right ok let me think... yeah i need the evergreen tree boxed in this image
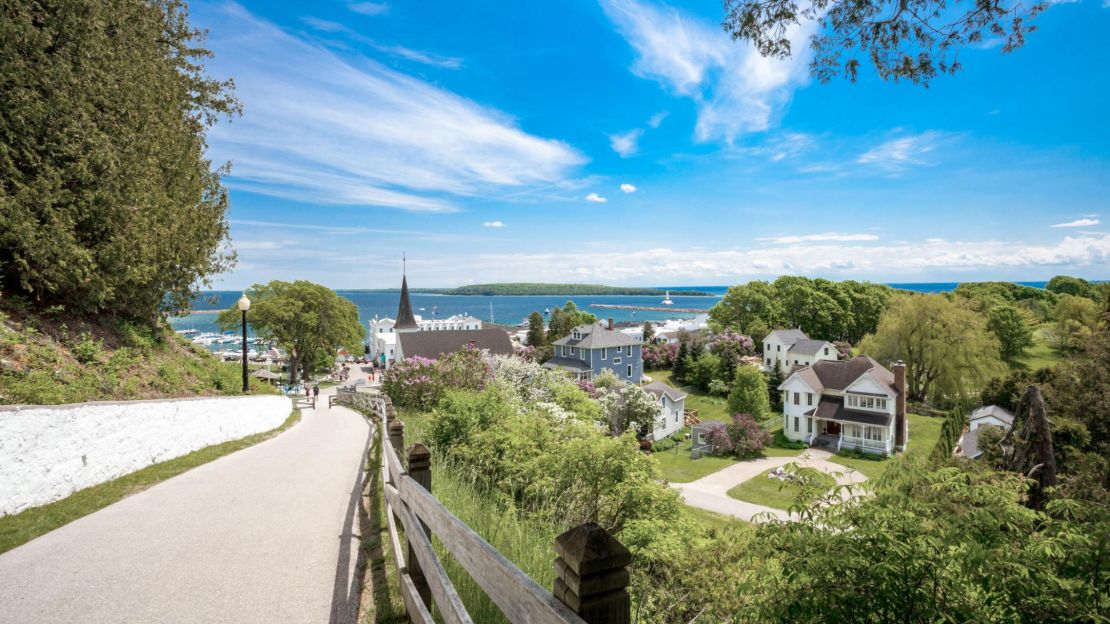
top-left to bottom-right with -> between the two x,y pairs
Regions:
526,311 -> 547,347
642,320 -> 655,343
673,341 -> 689,383
766,367 -> 785,411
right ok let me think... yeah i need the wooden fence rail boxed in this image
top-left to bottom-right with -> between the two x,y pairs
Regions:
371,396 -> 632,624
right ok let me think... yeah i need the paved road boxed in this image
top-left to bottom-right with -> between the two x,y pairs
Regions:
673,449 -> 868,522
0,386 -> 373,624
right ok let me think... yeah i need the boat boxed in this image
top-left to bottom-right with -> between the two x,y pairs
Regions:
175,328 -> 198,336
543,308 -> 550,315
662,291 -> 673,305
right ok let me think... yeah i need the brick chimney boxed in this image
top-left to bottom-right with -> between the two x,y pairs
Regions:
893,360 -> 907,451
608,317 -> 614,330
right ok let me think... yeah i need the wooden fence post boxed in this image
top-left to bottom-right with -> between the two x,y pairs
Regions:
406,444 -> 433,608
553,522 -> 631,624
388,419 -> 405,460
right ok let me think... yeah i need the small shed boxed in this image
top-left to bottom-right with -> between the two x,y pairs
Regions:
690,419 -> 725,458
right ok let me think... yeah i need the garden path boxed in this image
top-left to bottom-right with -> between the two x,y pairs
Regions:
0,386 -> 372,624
672,449 -> 868,522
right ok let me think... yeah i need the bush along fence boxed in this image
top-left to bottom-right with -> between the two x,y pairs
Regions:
371,394 -> 633,624
930,405 -> 969,462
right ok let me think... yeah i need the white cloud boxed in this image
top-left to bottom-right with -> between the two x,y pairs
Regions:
609,129 -> 643,157
602,0 -> 815,143
1052,218 -> 1100,228
620,183 -> 637,194
451,234 -> 1110,283
302,17 -> 463,69
585,192 -> 608,203
647,111 -> 668,128
483,220 -> 506,228
757,233 -> 880,244
349,2 -> 389,15
197,4 -> 584,212
856,131 -> 950,172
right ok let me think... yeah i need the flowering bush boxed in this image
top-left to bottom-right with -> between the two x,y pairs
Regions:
726,412 -> 771,458
514,343 -> 537,361
438,345 -> 493,393
576,378 -> 598,398
382,356 -> 441,410
643,342 -> 679,369
709,330 -> 756,365
705,423 -> 734,454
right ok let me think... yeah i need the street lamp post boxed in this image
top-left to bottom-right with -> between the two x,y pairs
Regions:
237,293 -> 251,393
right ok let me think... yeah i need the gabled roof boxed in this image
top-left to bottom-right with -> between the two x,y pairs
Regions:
397,328 -> 512,360
643,381 -> 687,402
780,356 -> 898,396
552,323 -> 639,349
788,338 -> 834,356
765,329 -> 808,345
970,405 -> 1014,426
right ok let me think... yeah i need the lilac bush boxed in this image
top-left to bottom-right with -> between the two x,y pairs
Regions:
709,330 -> 756,366
726,412 -> 771,459
643,342 -> 679,369
382,356 -> 441,410
705,423 -> 735,455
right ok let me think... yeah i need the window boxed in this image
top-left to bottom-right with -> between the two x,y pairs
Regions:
674,410 -> 679,423
823,347 -> 829,355
765,343 -> 771,352
777,344 -> 781,352
865,427 -> 882,441
613,357 -> 622,365
807,418 -> 812,433
766,358 -> 771,366
572,331 -> 581,340
569,347 -> 576,355
807,393 -> 813,406
794,417 -> 799,432
601,348 -> 607,361
658,418 -> 665,429
625,345 -> 631,356
627,364 -> 632,377
793,392 -> 800,405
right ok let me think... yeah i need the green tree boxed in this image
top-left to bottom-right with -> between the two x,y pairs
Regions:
776,278 -> 847,340
598,383 -> 661,436
727,365 -> 771,419
723,0 -> 1044,85
0,0 -> 239,323
1052,294 -> 1099,351
672,341 -> 690,383
1046,275 -> 1098,299
218,281 -> 364,384
987,304 -> 1034,362
859,294 -> 1004,404
642,320 -> 655,343
709,280 -> 784,336
1046,301 -> 1110,455
766,366 -> 785,411
526,311 -> 547,347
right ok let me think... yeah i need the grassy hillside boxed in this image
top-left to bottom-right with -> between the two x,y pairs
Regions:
0,306 -> 277,405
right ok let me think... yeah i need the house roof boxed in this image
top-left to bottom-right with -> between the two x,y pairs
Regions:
541,356 -> 591,372
970,405 -> 1014,426
765,329 -> 808,345
782,356 -> 898,396
808,397 -> 893,427
552,323 -> 640,349
788,338 -> 833,356
692,419 -> 725,430
643,381 -> 687,402
397,328 -> 512,360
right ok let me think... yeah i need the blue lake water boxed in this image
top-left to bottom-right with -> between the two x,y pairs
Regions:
168,281 -> 1051,340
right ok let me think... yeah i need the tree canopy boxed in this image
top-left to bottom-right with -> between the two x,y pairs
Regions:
0,0 -> 239,323
218,281 -> 364,384
722,0 -> 1045,85
860,293 -> 1003,403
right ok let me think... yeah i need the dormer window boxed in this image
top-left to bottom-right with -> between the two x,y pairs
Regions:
572,331 -> 581,340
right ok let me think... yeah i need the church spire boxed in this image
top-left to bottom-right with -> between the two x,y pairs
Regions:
394,254 -> 418,330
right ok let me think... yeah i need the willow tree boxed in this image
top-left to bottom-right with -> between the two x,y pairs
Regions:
218,281 -> 365,384
0,0 -> 239,322
860,294 -> 1003,404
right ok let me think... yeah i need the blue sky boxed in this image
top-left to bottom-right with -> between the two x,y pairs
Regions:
191,0 -> 1110,289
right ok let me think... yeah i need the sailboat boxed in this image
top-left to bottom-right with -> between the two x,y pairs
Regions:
662,290 -> 673,305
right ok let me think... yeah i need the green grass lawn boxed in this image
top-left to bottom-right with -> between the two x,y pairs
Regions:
652,438 -> 738,483
647,369 -> 731,423
1013,325 -> 1062,371
727,467 -> 835,510
0,409 -> 300,555
826,412 -> 945,480
681,504 -> 748,531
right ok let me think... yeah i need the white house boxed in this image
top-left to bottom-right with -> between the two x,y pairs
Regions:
779,356 -> 907,456
956,405 -> 1015,459
369,313 -> 483,366
762,329 -> 838,373
643,381 -> 686,441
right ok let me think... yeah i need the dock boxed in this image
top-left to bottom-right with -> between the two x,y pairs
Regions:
590,304 -> 709,313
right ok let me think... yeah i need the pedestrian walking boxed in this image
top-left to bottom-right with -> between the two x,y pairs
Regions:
312,384 -> 320,399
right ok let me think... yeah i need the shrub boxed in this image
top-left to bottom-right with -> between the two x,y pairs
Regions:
726,412 -> 772,459
705,423 -> 734,455
707,378 -> 730,397
382,356 -> 441,410
71,332 -> 103,364
642,342 -> 679,369
773,430 -> 808,450
685,352 -> 722,391
727,364 -> 771,418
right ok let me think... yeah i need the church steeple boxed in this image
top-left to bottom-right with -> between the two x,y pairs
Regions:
394,254 -> 418,330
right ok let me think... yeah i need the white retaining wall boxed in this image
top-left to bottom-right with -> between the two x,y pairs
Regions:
0,395 -> 293,516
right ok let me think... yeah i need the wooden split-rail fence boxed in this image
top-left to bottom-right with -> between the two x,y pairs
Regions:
370,395 -> 633,624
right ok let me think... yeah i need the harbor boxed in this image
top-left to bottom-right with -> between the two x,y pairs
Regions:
589,304 -> 709,314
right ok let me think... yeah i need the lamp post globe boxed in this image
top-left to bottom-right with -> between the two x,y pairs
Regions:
238,294 -> 250,392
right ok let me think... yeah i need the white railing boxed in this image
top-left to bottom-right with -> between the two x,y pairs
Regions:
838,436 -> 888,454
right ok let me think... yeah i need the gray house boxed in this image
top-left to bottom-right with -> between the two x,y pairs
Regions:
543,322 -> 643,383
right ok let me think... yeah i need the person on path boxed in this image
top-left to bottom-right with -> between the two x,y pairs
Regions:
312,384 -> 320,399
